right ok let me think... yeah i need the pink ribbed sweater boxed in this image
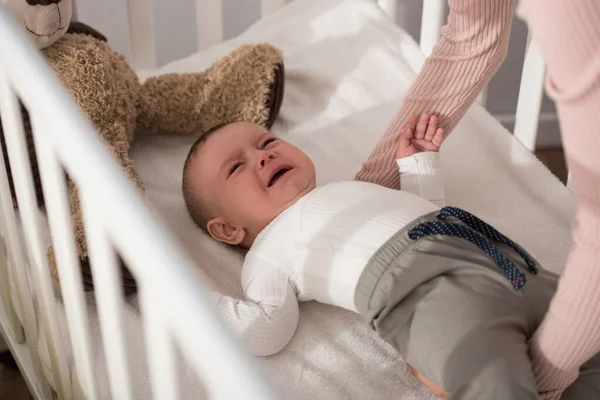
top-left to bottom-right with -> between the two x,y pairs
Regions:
355,0 -> 600,398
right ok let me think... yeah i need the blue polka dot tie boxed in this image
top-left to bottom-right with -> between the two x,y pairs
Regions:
408,207 -> 538,290
437,207 -> 538,274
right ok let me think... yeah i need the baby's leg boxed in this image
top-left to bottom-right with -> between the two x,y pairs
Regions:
382,274 -> 540,400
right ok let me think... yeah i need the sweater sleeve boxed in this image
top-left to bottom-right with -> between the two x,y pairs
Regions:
210,260 -> 299,357
355,0 -> 514,190
517,1 -> 600,399
397,152 -> 445,206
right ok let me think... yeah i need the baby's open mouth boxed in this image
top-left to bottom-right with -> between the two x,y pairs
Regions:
268,167 -> 292,187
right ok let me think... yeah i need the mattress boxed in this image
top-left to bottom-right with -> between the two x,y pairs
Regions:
36,0 -> 575,398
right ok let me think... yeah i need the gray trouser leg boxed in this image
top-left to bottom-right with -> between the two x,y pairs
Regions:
387,274 -> 540,400
355,213 -> 600,400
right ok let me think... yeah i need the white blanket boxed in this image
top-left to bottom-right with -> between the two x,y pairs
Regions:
41,0 -> 575,398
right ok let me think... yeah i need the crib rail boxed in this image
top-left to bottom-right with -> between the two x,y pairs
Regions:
0,5 -> 276,400
514,34 -> 546,152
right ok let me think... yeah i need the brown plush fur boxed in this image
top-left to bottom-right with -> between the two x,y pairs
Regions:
10,32 -> 284,292
139,44 -> 284,135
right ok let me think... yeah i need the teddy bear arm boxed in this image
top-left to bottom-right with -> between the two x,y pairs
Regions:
137,72 -> 211,135
137,43 -> 285,136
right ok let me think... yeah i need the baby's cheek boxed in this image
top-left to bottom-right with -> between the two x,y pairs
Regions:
238,194 -> 265,219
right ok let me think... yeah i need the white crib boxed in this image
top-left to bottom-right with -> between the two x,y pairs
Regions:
0,1 -> 566,399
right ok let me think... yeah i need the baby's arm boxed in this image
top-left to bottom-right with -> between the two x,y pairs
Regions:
210,258 -> 299,357
396,114 -> 446,206
354,0 -> 514,190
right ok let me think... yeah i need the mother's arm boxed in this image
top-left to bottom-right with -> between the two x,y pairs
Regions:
355,0 -> 515,189
518,0 -> 600,398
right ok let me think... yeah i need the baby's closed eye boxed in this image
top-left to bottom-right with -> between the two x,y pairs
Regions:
229,162 -> 243,176
262,137 -> 278,148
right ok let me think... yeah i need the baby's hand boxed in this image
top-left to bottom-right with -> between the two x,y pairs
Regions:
396,114 -> 445,159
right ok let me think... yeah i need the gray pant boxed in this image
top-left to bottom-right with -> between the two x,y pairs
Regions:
355,211 -> 600,400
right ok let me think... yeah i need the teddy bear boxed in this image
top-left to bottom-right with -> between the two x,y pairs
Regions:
0,0 -> 285,294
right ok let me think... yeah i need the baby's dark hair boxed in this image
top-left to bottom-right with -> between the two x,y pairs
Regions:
182,122 -> 235,233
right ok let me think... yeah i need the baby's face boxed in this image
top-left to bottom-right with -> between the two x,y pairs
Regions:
190,122 -> 316,244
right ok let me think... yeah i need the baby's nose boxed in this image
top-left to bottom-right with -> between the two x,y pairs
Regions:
259,152 -> 275,167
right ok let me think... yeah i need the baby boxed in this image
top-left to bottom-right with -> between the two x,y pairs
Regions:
182,115 -> 600,399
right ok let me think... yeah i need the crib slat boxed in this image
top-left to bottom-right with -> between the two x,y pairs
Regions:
0,74 -> 69,399
125,0 -> 157,69
514,35 -> 545,151
22,116 -> 74,400
0,212 -> 23,344
142,286 -> 180,400
261,0 -> 285,17
420,0 -> 445,56
477,85 -> 489,107
0,73 -> 35,347
32,125 -> 99,400
377,0 -> 398,22
196,0 -> 223,50
82,192 -> 133,400
0,75 -> 52,400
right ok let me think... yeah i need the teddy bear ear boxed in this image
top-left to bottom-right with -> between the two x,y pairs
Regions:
66,21 -> 108,43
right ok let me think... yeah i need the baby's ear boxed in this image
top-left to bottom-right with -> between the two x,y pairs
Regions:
206,217 -> 245,245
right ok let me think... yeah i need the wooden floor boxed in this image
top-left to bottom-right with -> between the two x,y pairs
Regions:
535,148 -> 569,184
0,336 -> 31,400
0,149 -> 568,400
0,362 -> 31,400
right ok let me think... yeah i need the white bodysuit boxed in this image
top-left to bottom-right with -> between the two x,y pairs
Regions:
210,152 -> 444,356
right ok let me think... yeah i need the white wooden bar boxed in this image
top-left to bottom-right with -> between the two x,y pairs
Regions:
196,0 -> 223,50
477,85 -> 489,107
0,215 -> 22,344
33,123 -> 99,400
377,0 -> 397,21
514,35 -> 545,151
82,191 -> 133,400
142,286 -> 180,400
21,114 -> 73,400
0,72 -> 66,400
125,0 -> 157,69
420,0 -> 445,57
0,72 -> 34,347
261,0 -> 286,17
0,83 -> 52,400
